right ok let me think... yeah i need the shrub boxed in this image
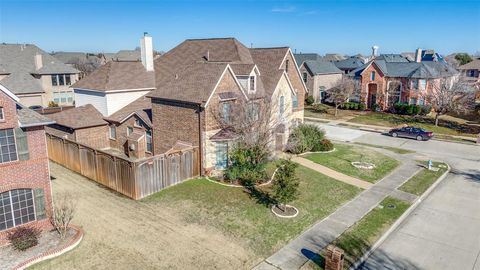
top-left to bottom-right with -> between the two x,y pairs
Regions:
311,103 -> 329,113
51,192 -> 76,239
48,101 -> 59,108
224,146 -> 267,186
305,96 -> 315,106
272,159 -> 299,210
316,139 -> 334,152
287,124 -> 326,154
8,226 -> 41,251
340,102 -> 362,110
419,105 -> 432,116
358,103 -> 366,111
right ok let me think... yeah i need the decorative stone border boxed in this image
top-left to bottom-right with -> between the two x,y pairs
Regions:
205,167 -> 279,188
298,148 -> 336,156
271,205 -> 299,218
13,225 -> 84,270
351,161 -> 376,170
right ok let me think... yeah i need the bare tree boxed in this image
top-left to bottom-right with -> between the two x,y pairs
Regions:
210,96 -> 280,165
327,76 -> 359,116
426,78 -> 476,126
51,192 -> 76,239
69,57 -> 100,78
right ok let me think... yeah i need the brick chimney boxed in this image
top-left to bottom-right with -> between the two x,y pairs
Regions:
34,53 -> 43,70
415,48 -> 422,62
140,33 -> 154,71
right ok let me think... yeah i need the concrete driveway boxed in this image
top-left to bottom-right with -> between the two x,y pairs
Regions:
309,122 -> 480,270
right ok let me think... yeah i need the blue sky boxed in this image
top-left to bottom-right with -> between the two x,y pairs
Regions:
1,0 -> 479,56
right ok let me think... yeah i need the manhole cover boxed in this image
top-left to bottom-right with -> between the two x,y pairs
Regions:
387,204 -> 396,209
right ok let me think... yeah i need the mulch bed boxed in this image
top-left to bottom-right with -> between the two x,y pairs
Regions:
271,205 -> 298,217
0,228 -> 76,270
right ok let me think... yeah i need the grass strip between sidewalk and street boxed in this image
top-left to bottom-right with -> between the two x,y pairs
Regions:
305,197 -> 411,270
398,161 -> 448,196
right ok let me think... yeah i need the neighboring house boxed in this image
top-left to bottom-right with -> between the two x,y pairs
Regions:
294,53 -> 323,67
458,59 -> 480,86
45,104 -> 109,149
333,56 -> 366,74
148,38 -> 306,173
0,44 -> 80,108
350,54 -> 458,110
300,60 -> 343,103
72,35 -> 156,116
323,53 -> 347,62
0,84 -> 55,244
401,48 -> 446,63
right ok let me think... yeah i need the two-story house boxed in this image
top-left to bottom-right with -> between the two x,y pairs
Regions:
0,44 -> 80,108
299,60 -> 343,103
0,84 -> 55,245
458,59 -> 480,88
350,51 -> 458,110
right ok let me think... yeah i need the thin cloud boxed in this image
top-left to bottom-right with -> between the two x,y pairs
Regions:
303,10 -> 318,15
271,6 -> 296,13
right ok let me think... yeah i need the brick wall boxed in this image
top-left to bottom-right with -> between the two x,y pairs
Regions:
299,65 -> 314,97
360,62 -> 386,109
108,116 -> 152,158
0,126 -> 53,245
75,125 -> 109,149
282,52 -> 306,112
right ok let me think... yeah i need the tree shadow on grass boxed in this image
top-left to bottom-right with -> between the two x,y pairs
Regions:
244,186 -> 276,207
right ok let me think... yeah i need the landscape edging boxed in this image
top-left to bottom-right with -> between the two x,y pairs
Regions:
205,167 -> 279,188
13,224 -> 84,270
350,163 -> 451,270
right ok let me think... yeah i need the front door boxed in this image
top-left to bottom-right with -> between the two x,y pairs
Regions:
215,143 -> 228,170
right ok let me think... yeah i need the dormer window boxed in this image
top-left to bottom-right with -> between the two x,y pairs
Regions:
249,76 -> 256,92
0,107 -> 4,121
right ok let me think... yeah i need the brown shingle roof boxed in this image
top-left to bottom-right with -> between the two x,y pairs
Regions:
104,94 -> 152,126
149,62 -> 229,104
48,104 -> 107,129
458,59 -> 480,70
72,61 -> 155,91
249,47 -> 289,95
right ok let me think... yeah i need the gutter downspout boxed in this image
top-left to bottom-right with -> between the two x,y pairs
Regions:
198,104 -> 203,176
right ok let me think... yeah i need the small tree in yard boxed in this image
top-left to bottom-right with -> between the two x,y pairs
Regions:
272,159 -> 299,212
426,78 -> 476,126
327,77 -> 358,117
51,192 -> 76,239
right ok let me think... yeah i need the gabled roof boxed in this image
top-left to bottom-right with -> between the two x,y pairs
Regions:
303,60 -> 342,75
104,94 -> 152,127
250,47 -> 290,96
324,53 -> 347,62
113,50 -> 141,61
333,57 -> 365,70
48,104 -> 107,129
294,53 -> 323,67
72,60 -> 155,92
376,54 -> 410,63
350,59 -> 458,79
458,59 -> 480,70
0,44 -> 79,95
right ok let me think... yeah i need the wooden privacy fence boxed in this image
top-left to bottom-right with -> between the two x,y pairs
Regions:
46,133 -> 200,200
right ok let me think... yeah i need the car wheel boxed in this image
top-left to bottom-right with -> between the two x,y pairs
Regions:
416,135 -> 423,141
392,132 -> 398,138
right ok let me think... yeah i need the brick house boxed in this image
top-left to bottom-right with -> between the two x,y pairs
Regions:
458,59 -> 480,102
299,60 -> 343,103
0,84 -> 55,245
46,104 -> 109,149
0,44 -> 80,108
350,52 -> 458,110
149,38 -> 306,173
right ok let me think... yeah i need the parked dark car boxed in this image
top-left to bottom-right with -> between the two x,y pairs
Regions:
28,105 -> 43,110
388,126 -> 433,141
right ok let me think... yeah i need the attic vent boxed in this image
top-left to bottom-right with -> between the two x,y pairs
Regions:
204,50 -> 210,61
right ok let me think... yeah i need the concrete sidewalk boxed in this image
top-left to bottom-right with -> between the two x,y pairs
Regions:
253,160 -> 421,270
292,156 -> 373,189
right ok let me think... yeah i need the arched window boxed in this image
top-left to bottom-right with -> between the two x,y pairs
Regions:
0,189 -> 36,231
292,94 -> 298,109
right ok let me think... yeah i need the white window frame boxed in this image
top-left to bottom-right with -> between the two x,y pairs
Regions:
109,125 -> 116,140
145,129 -> 152,153
249,75 -> 256,93
0,107 -> 4,121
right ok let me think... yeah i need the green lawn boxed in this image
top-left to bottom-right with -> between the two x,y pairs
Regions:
354,142 -> 415,155
348,112 -> 479,137
306,197 -> 411,270
143,165 -> 361,257
399,161 -> 448,196
304,144 -> 400,183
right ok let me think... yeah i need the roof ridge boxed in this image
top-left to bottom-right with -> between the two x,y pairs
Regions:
250,46 -> 289,50
185,37 -> 236,41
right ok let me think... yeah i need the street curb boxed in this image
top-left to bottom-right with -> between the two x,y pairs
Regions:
350,162 -> 451,270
